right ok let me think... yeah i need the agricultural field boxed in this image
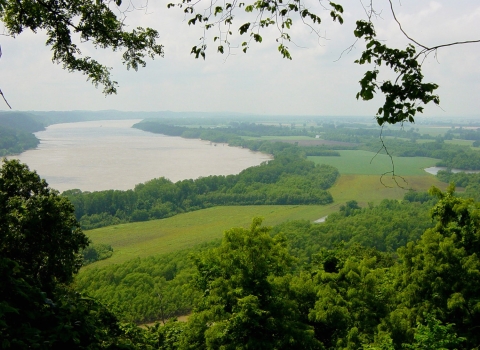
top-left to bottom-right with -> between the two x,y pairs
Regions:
329,174 -> 447,205
241,135 -> 316,141
383,136 -> 410,142
415,126 -> 450,136
308,150 -> 439,176
415,139 -> 436,144
445,139 -> 475,147
84,205 -> 332,268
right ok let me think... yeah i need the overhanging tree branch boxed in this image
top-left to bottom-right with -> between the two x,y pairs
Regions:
1,0 -> 164,95
168,0 -> 479,126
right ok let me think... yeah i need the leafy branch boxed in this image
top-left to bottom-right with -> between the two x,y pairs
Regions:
0,0 -> 164,95
354,0 -> 480,125
169,0 -> 480,126
353,20 -> 439,126
168,0 -> 343,60
348,0 -> 480,125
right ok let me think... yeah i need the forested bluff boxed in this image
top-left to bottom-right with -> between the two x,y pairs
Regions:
2,114 -> 480,349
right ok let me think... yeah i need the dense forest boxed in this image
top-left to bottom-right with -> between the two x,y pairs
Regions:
76,195 -> 437,324
65,148 -> 339,230
73,185 -> 480,349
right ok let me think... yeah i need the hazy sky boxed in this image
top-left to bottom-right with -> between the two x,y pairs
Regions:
1,0 -> 479,118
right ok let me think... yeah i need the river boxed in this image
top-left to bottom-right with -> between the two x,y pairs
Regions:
424,166 -> 480,175
8,119 -> 271,192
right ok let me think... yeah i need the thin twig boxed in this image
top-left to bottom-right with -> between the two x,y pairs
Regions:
388,0 -> 427,49
0,89 -> 12,109
388,0 -> 480,56
371,125 -> 409,189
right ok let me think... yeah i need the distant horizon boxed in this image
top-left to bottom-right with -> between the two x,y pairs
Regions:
1,109 -> 479,121
0,1 -> 478,118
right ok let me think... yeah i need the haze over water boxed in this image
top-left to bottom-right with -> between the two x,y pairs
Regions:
9,119 -> 271,192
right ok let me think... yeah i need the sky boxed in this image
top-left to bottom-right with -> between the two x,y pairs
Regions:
0,0 -> 479,119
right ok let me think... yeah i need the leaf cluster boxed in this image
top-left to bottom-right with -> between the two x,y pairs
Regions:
0,159 -> 89,292
0,0 -> 163,94
354,20 -> 439,125
168,0 -> 342,60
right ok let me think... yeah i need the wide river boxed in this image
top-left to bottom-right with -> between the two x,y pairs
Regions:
8,119 -> 271,192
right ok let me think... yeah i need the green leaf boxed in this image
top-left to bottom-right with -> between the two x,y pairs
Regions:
253,33 -> 262,43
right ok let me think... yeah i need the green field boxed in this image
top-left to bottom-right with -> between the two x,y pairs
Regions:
308,150 -> 439,176
241,135 -> 316,141
416,139 -> 436,144
445,139 -> 474,147
383,136 -> 410,142
416,126 -> 450,137
329,174 -> 447,206
85,205 -> 332,268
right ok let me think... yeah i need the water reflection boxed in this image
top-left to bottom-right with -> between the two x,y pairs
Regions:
8,119 -> 271,192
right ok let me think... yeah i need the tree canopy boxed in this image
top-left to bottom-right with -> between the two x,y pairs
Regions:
0,159 -> 89,291
0,159 -> 148,348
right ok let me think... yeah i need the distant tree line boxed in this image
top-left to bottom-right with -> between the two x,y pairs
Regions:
133,121 -> 342,156
360,138 -> 480,170
65,149 -> 339,230
134,121 -> 309,138
319,125 -> 432,143
0,112 -> 44,155
444,127 -> 480,141
437,170 -> 480,201
135,120 -> 480,170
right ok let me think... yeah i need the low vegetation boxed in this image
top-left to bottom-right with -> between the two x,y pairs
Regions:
83,205 -> 333,267
436,170 -> 480,201
308,150 -> 438,176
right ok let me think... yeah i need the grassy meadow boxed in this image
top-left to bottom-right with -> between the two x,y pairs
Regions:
415,126 -> 450,137
241,135 -> 316,141
308,150 -> 438,176
84,205 -> 332,268
329,174 -> 447,206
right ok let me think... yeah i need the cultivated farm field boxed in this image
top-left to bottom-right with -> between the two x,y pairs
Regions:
308,150 -> 439,176
84,205 -> 332,268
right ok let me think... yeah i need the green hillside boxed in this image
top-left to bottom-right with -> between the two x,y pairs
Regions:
84,205 -> 331,268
